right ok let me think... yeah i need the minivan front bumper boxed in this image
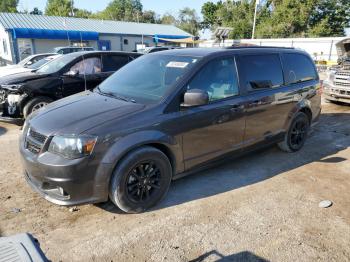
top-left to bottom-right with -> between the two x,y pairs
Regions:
19,133 -> 112,206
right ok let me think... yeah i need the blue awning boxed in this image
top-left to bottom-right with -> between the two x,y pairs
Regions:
11,28 -> 99,40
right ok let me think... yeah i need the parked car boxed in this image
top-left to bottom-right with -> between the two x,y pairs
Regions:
0,55 -> 61,78
0,51 -> 141,121
53,46 -> 94,54
0,53 -> 56,77
20,47 -> 321,213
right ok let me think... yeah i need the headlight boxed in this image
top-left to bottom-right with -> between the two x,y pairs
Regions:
48,135 -> 98,159
1,84 -> 24,91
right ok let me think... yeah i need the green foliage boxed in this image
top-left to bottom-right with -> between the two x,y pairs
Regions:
200,0 -> 350,39
177,8 -> 201,36
160,13 -> 177,25
0,0 -> 18,13
45,0 -> 73,17
74,9 -> 92,19
97,0 -> 143,21
141,10 -> 159,24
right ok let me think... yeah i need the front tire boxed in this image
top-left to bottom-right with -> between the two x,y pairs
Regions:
23,96 -> 53,118
109,146 -> 172,213
278,112 -> 310,152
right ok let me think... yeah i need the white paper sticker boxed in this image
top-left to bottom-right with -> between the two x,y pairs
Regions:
166,61 -> 189,68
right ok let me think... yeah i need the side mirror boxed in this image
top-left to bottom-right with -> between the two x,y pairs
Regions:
64,70 -> 79,77
182,89 -> 209,107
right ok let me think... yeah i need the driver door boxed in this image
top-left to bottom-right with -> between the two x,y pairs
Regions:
62,56 -> 102,97
179,57 -> 246,170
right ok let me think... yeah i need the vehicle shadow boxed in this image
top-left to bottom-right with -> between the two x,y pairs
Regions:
98,112 -> 350,214
0,126 -> 7,136
189,250 -> 269,262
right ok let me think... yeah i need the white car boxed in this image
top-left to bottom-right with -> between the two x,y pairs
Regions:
0,54 -> 60,78
0,53 -> 56,77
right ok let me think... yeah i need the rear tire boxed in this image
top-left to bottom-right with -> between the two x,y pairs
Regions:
109,146 -> 172,213
23,96 -> 53,118
278,112 -> 310,152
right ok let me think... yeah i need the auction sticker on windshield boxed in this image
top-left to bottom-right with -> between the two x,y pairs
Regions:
166,61 -> 189,68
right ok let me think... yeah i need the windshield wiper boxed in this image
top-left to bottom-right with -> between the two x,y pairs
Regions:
96,86 -> 135,103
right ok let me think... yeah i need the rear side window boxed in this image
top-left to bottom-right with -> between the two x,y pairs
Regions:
102,55 -> 129,72
282,53 -> 317,84
240,54 -> 283,90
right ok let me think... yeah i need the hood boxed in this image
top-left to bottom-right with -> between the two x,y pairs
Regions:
0,67 -> 32,78
0,71 -> 49,85
28,90 -> 145,136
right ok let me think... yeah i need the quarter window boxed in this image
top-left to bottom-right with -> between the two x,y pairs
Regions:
240,54 -> 284,90
187,58 -> 239,102
282,53 -> 317,84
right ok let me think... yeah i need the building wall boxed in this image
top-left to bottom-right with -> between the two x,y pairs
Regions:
120,35 -> 154,52
33,39 -> 98,54
0,27 -> 13,65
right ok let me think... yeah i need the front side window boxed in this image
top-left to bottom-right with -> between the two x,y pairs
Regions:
187,57 -> 239,102
240,54 -> 284,90
70,57 -> 102,75
282,53 -> 317,84
98,54 -> 201,104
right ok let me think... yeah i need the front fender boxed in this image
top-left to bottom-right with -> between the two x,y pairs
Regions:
100,130 -> 184,179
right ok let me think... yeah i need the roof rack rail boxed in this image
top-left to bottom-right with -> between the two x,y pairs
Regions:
224,45 -> 295,50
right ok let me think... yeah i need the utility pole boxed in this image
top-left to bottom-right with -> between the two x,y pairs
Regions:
252,0 -> 259,39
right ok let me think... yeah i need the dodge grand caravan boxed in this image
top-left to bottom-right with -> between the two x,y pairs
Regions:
20,47 -> 321,213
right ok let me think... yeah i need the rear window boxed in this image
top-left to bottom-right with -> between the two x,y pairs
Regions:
282,53 -> 317,84
102,55 -> 129,72
240,54 -> 284,90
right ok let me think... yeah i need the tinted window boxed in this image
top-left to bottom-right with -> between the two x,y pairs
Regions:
102,55 -> 129,72
70,57 -> 102,75
187,57 -> 239,102
282,53 -> 317,84
241,54 -> 283,89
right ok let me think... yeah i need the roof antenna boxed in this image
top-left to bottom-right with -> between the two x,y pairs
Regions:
80,32 -> 87,91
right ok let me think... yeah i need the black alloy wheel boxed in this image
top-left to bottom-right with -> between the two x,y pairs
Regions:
126,161 -> 161,203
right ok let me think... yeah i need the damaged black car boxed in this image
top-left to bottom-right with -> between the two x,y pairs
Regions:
0,51 -> 141,123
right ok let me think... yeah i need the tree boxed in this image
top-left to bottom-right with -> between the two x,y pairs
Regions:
30,7 -> 43,15
201,1 -> 222,29
74,9 -> 92,19
141,10 -> 158,24
308,0 -> 350,37
0,0 -> 18,13
178,8 -> 201,36
99,0 -> 143,22
45,0 -> 73,17
160,13 -> 176,25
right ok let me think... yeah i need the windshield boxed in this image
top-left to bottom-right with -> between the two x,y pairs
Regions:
98,54 -> 201,104
17,55 -> 33,66
36,55 -> 76,74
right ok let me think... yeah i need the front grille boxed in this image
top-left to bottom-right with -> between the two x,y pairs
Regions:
335,71 -> 350,77
26,140 -> 42,154
334,81 -> 350,87
25,127 -> 47,154
29,128 -> 47,144
329,88 -> 350,97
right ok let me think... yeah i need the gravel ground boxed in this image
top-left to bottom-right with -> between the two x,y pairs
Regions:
0,100 -> 349,262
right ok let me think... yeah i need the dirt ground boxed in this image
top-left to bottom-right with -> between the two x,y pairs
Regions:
0,100 -> 349,262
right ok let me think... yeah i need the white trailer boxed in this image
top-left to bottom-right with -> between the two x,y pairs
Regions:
199,37 -> 349,62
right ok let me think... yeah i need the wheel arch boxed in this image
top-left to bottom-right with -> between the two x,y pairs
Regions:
283,100 -> 313,131
100,130 -> 184,184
